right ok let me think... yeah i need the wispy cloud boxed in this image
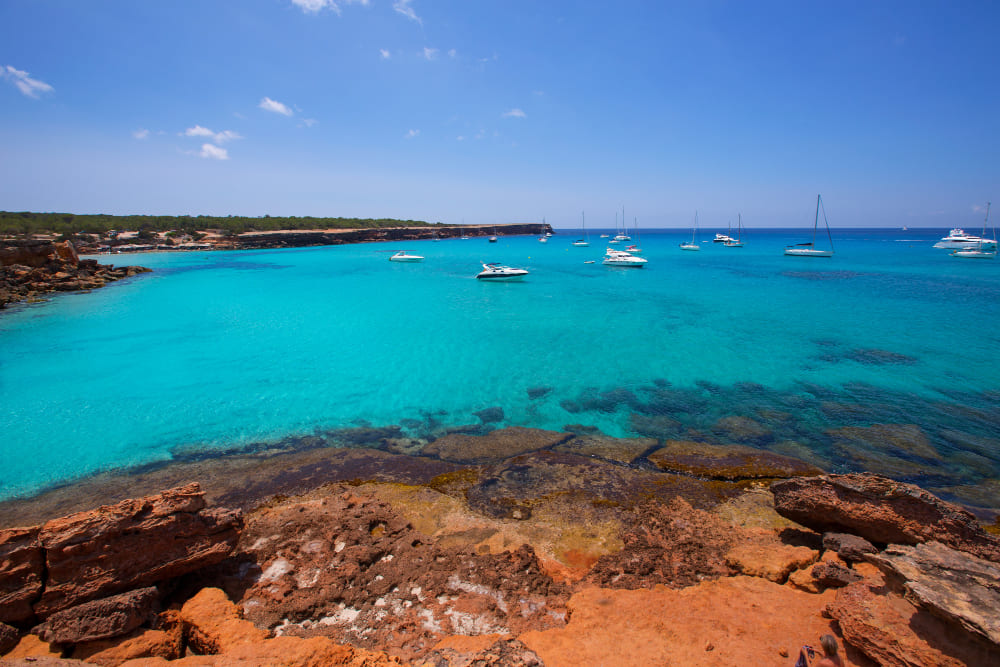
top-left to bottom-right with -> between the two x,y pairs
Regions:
132,128 -> 150,140
292,0 -> 333,12
299,118 -> 318,128
291,0 -> 369,14
1,65 -> 54,99
380,49 -> 391,59
406,129 -> 420,139
199,144 -> 229,160
502,108 -> 526,119
182,125 -> 243,143
448,49 -> 457,58
259,97 -> 293,116
393,0 -> 421,25
422,47 -> 438,60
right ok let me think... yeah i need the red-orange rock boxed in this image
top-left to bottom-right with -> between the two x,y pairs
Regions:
36,586 -> 160,645
35,483 -> 241,618
73,627 -> 183,666
771,474 -> 1000,562
0,525 -> 43,624
179,587 -> 266,655
725,529 -> 818,583
519,577 -> 848,666
826,580 -> 1000,666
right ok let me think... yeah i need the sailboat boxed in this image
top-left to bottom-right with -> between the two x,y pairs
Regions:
489,225 -> 498,243
573,212 -> 590,246
680,212 -> 700,251
538,217 -> 548,243
785,195 -> 834,257
625,217 -> 642,253
612,206 -> 631,243
951,202 -> 996,259
724,214 -> 744,247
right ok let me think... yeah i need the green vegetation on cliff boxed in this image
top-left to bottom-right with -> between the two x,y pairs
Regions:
0,211 -> 437,237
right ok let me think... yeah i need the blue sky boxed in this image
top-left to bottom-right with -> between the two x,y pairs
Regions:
1,1 -> 997,228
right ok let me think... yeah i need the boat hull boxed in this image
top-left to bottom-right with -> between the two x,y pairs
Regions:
680,244 -> 700,251
477,273 -> 527,280
951,250 -> 996,259
602,260 -> 645,267
784,248 -> 833,257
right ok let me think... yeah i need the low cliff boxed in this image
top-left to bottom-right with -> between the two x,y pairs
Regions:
231,223 -> 551,250
0,240 -> 151,310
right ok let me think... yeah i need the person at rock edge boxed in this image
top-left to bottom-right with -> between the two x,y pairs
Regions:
795,635 -> 843,667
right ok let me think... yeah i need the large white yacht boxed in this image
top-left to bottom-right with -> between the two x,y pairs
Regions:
602,248 -> 647,267
476,262 -> 529,280
933,228 -> 997,250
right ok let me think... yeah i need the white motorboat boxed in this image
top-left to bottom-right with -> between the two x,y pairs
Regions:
476,262 -> 529,280
603,248 -> 647,267
950,202 -> 995,258
388,251 -> 424,262
933,228 -> 996,250
714,233 -> 734,243
785,195 -> 834,257
680,211 -> 700,251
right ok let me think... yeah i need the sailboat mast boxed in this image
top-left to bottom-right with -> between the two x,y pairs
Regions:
813,194 -> 821,245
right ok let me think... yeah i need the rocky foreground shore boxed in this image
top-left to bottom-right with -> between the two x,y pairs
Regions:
0,240 -> 150,309
1,430 -> 999,666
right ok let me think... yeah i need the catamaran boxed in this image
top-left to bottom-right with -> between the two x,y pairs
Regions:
785,195 -> 834,257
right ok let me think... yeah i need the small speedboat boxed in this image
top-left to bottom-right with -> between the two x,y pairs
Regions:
389,251 -> 424,262
713,233 -> 735,243
625,244 -> 642,254
603,249 -> 647,267
476,262 -> 529,280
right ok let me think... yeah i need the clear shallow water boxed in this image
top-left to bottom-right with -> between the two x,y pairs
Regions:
2,228 -> 999,505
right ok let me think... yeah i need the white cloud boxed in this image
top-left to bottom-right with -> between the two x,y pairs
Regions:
380,49 -> 391,59
456,135 -> 465,141
299,118 -> 318,128
502,108 -> 526,119
182,125 -> 242,144
259,97 -> 293,116
184,125 -> 216,138
406,129 -> 419,139
292,0 -> 337,13
422,47 -> 438,60
199,144 -> 229,160
132,128 -> 150,140
291,0 -> 369,14
393,0 -> 421,24
448,49 -> 457,58
1,65 -> 54,99
214,129 -> 242,143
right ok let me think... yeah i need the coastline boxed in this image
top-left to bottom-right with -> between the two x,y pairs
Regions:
1,429 -> 999,665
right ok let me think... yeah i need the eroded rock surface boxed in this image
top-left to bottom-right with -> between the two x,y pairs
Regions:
869,541 -> 1000,648
771,474 -> 1000,561
233,486 -> 568,661
648,440 -> 823,480
35,483 -> 242,618
422,427 -> 572,464
0,526 -> 44,624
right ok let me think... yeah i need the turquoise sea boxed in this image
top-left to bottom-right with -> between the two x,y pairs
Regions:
2,228 -> 999,511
